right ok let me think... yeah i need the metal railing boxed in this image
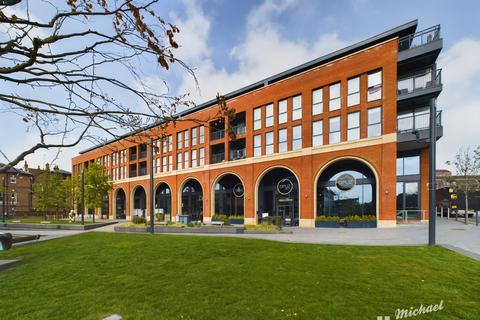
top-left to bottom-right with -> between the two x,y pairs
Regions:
230,149 -> 246,161
398,68 -> 442,96
398,25 -> 440,51
210,153 -> 225,164
210,129 -> 225,141
232,123 -> 246,135
397,110 -> 442,133
396,210 -> 427,223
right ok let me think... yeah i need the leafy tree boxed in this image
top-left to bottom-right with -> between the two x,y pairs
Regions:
33,170 -> 70,219
446,146 -> 480,223
83,163 -> 112,215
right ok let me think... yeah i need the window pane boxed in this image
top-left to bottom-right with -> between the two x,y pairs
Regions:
254,107 -> 262,130
254,134 -> 262,157
278,99 -> 287,124
329,83 -> 341,110
368,70 -> 382,101
396,158 -> 403,176
191,127 -> 197,146
266,104 -> 274,127
367,124 -> 381,137
278,128 -> 287,152
312,88 -> 323,115
199,126 -> 205,144
329,116 -> 341,144
184,151 -> 189,168
367,107 -> 382,137
266,132 -> 274,155
177,132 -> 182,149
292,125 -> 302,150
312,120 -> 323,147
184,130 -> 189,148
292,95 -> 302,120
404,156 -> 420,175
347,112 -> 360,128
348,77 -> 360,94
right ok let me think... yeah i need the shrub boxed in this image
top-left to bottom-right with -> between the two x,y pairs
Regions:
155,213 -> 165,222
274,216 -> 282,227
262,216 -> 273,225
212,214 -> 228,221
228,215 -> 244,221
315,215 -> 340,222
346,215 -> 376,222
132,215 -> 147,224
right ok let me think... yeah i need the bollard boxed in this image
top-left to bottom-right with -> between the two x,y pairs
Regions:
447,207 -> 450,220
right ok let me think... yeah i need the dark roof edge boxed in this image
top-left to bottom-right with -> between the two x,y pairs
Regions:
79,19 -> 418,155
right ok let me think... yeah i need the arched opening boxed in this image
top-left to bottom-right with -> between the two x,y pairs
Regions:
101,194 -> 109,219
214,174 -> 244,217
115,188 -> 126,219
133,186 -> 147,217
257,167 -> 299,226
155,182 -> 171,221
181,179 -> 203,221
316,159 -> 376,219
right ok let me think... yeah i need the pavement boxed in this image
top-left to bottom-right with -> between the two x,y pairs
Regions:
2,219 -> 479,260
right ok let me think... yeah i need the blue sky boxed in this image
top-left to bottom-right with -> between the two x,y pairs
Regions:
1,0 -> 480,171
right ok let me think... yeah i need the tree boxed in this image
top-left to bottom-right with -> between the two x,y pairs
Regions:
446,146 -> 480,224
0,0 -> 196,173
83,162 -> 112,216
32,170 -> 70,219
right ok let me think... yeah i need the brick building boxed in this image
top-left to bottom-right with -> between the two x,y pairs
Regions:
72,20 -> 443,227
0,164 -> 33,218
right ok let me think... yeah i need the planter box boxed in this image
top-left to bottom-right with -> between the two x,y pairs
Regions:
229,219 -> 244,225
315,221 -> 340,228
346,221 -> 377,228
178,215 -> 191,225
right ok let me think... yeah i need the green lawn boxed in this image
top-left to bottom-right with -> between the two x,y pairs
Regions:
1,233 -> 479,320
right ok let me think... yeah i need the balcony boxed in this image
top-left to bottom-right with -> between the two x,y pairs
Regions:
397,110 -> 443,151
397,68 -> 442,106
210,129 -> 225,141
232,124 -> 246,135
210,153 -> 225,164
129,153 -> 137,161
230,148 -> 246,161
398,25 -> 442,70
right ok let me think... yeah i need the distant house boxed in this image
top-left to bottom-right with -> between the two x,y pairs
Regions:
436,169 -> 480,211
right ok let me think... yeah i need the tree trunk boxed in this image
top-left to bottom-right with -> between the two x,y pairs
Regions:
465,187 -> 469,224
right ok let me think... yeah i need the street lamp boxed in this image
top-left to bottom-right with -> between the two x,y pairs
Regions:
81,169 -> 85,225
428,98 -> 437,246
149,138 -> 155,234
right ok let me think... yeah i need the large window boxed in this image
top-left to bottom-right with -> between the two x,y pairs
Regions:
397,155 -> 420,176
168,135 -> 173,152
265,104 -> 274,127
312,88 -> 323,115
184,130 -> 189,148
312,120 -> 323,147
191,149 -> 197,168
254,134 -> 262,157
266,131 -> 274,155
169,155 -> 173,171
184,151 -> 189,169
329,82 -> 341,111
278,128 -> 287,152
162,156 -> 167,172
347,77 -> 360,107
329,116 -> 341,144
199,148 -> 205,166
191,127 -> 197,146
177,132 -> 182,150
292,125 -> 302,150
278,99 -> 287,124
214,174 -> 244,217
367,107 -> 382,137
254,107 -> 262,130
347,112 -> 360,141
177,152 -> 182,170
199,126 -> 205,144
368,70 -> 382,101
292,95 -> 302,120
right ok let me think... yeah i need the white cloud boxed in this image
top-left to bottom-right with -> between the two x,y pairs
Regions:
437,38 -> 480,170
173,0 -> 348,104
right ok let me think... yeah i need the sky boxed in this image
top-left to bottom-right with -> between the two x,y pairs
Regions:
1,0 -> 479,172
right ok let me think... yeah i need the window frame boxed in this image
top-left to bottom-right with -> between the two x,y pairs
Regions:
367,106 -> 382,137
329,82 -> 341,111
329,116 -> 341,144
367,70 -> 382,102
278,128 -> 288,153
292,125 -> 302,150
278,99 -> 288,124
254,134 -> 262,157
312,88 -> 323,115
347,76 -> 360,107
265,131 -> 274,155
347,112 -> 361,141
292,95 -> 302,120
265,103 -> 274,127
253,107 -> 262,130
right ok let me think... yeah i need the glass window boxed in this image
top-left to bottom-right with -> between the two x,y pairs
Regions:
254,107 -> 262,130
191,127 -> 197,146
199,126 -> 205,144
367,107 -> 382,137
347,112 -> 360,141
368,70 -> 382,101
347,77 -> 360,107
278,99 -> 287,124
312,120 -> 323,147
329,116 -> 341,144
199,148 -> 205,166
254,134 -> 262,157
177,152 -> 182,170
162,156 -> 167,172
168,135 -> 173,152
265,131 -> 274,155
184,130 -> 189,148
169,155 -> 173,171
191,149 -> 197,168
397,156 -> 420,176
329,83 -> 341,111
177,132 -> 182,150
278,128 -> 287,152
184,151 -> 189,169
312,88 -> 323,115
292,95 -> 302,120
292,125 -> 302,150
265,104 -> 274,127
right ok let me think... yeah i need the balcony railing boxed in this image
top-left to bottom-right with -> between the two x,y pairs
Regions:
397,110 -> 442,133
398,25 -> 440,51
232,124 -> 246,135
210,129 -> 225,141
210,153 -> 225,164
397,68 -> 442,96
139,151 -> 147,159
230,148 -> 246,161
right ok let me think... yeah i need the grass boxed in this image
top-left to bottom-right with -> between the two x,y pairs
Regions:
0,233 -> 479,320
5,218 -> 95,225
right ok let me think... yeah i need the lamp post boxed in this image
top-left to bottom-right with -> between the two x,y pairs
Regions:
81,169 -> 85,225
149,138 -> 155,234
1,177 -> 5,223
428,98 -> 437,246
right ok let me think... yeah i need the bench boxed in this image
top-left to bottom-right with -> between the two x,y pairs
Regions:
156,221 -> 168,226
210,221 -> 224,226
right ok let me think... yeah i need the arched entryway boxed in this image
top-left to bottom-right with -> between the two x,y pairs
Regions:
133,186 -> 147,217
181,179 -> 203,221
257,167 -> 299,226
316,159 -> 377,219
213,173 -> 244,217
115,188 -> 126,219
155,182 -> 171,221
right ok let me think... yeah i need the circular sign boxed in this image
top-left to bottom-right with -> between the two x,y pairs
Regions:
336,173 -> 356,191
233,183 -> 244,197
277,178 -> 294,195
